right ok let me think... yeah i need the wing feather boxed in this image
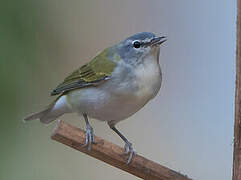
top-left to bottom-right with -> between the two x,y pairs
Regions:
51,48 -> 117,96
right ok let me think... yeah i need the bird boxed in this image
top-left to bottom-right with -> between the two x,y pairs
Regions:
24,32 -> 166,164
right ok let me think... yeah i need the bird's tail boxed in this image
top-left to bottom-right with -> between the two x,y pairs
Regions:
23,95 -> 70,124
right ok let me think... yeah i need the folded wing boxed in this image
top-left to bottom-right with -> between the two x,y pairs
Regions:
51,48 -> 117,96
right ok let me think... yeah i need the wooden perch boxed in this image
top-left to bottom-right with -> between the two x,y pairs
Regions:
233,0 -> 241,180
51,120 -> 191,180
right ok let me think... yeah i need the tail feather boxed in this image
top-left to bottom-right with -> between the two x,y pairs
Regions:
24,107 -> 51,122
24,95 -> 70,124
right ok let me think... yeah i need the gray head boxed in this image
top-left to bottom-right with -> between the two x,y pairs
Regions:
113,32 -> 166,65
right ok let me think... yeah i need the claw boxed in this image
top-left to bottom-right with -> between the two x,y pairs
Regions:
124,142 -> 136,164
82,124 -> 95,151
109,126 -> 135,164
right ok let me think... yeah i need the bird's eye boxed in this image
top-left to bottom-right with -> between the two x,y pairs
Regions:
133,41 -> 141,48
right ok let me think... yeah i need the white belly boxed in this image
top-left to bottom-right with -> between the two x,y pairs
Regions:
66,57 -> 162,124
67,87 -> 151,122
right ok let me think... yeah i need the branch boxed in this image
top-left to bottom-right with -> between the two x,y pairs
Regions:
51,120 -> 191,180
233,0 -> 241,180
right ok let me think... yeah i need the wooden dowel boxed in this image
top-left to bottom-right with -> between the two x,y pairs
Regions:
233,0 -> 241,180
51,120 -> 191,180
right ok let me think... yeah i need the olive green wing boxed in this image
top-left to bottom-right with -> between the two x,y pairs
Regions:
51,48 -> 118,96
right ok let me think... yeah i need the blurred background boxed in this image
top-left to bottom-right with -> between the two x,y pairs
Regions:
0,0 -> 236,179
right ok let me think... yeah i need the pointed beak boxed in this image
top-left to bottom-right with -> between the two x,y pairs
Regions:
150,36 -> 167,46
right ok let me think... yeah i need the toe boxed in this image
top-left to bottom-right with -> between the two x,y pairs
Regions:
123,142 -> 135,164
88,132 -> 92,151
127,151 -> 134,164
82,125 -> 95,151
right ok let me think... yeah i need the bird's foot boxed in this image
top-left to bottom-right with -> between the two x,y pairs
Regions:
124,141 -> 136,164
82,124 -> 96,151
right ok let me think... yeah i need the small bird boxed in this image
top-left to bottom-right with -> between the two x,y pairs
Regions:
24,32 -> 166,164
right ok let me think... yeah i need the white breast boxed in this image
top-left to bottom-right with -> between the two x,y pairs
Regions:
133,56 -> 162,100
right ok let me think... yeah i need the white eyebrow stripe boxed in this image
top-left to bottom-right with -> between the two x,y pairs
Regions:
142,38 -> 152,43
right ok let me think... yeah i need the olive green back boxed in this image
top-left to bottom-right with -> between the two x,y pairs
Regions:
51,48 -> 118,96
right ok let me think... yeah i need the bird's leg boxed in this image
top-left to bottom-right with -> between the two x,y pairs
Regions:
82,113 -> 95,151
109,125 -> 135,164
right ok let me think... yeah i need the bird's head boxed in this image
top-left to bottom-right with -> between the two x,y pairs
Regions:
114,32 -> 166,65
